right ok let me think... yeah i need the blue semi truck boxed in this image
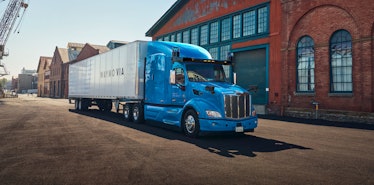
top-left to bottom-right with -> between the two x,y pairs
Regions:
69,41 -> 258,137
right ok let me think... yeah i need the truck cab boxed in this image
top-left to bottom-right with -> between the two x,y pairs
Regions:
143,42 -> 258,137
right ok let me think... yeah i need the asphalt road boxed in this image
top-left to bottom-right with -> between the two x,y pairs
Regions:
0,95 -> 373,185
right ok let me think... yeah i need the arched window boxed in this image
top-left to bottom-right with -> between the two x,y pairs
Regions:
296,36 -> 315,92
330,30 -> 352,93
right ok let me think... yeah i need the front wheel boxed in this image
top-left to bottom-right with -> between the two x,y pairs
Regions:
182,109 -> 200,137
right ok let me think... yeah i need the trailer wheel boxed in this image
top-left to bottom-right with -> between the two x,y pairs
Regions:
123,104 -> 133,122
132,104 -> 144,123
74,99 -> 79,110
182,109 -> 200,137
81,99 -> 89,111
78,99 -> 83,110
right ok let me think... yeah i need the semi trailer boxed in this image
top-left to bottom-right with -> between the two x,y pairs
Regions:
69,41 -> 258,137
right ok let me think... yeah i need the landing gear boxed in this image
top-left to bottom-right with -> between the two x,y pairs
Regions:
74,99 -> 89,111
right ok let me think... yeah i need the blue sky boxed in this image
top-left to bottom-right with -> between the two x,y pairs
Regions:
0,0 -> 176,79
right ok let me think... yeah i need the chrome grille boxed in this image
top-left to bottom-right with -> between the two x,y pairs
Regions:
224,93 -> 251,119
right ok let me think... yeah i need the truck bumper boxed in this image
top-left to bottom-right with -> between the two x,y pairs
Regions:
199,117 -> 258,132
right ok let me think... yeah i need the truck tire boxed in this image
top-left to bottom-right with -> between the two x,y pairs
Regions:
74,99 -> 79,110
132,104 -> 144,123
78,99 -> 83,110
182,109 -> 200,137
81,99 -> 89,111
123,104 -> 133,122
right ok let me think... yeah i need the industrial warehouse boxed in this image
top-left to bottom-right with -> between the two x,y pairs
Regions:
5,0 -> 374,124
145,0 -> 374,123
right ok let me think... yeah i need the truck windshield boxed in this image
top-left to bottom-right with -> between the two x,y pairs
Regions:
186,63 -> 228,82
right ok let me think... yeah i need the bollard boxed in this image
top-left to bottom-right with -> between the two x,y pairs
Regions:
312,101 -> 319,119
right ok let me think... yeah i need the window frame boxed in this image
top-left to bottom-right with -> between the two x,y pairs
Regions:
221,18 -> 231,41
296,36 -> 315,93
209,21 -> 219,44
329,29 -> 353,93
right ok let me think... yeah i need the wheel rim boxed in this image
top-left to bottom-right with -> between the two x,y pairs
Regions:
124,107 -> 129,119
133,107 -> 139,121
78,100 -> 82,110
185,115 -> 196,134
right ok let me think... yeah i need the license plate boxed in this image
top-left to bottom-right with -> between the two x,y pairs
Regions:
235,126 -> 244,132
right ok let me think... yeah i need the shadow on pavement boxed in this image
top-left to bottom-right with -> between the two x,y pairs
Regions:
69,109 -> 311,158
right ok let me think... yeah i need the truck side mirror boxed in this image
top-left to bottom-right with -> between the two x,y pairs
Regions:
170,70 -> 176,85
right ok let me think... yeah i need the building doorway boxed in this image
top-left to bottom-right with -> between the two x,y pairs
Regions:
233,48 -> 268,113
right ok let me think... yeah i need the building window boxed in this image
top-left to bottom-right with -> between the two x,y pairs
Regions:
209,47 -> 218,59
221,18 -> 231,41
191,28 -> 199,45
200,24 -> 208,45
170,34 -> 175,42
257,6 -> 268,33
330,30 -> 353,93
176,32 -> 182,43
164,35 -> 170,41
220,45 -> 231,79
233,15 -> 241,39
243,10 -> 256,36
220,45 -> 231,60
296,36 -> 315,92
183,30 -> 190,43
210,21 -> 219,43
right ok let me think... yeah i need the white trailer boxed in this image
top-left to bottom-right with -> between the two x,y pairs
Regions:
69,41 -> 147,111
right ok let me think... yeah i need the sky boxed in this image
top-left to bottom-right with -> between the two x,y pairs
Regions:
0,0 -> 176,79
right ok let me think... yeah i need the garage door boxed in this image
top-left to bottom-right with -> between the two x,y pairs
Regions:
233,48 -> 267,105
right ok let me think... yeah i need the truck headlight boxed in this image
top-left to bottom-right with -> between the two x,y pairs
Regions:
206,110 -> 222,118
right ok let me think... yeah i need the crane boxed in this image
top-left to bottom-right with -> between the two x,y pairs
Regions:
0,0 -> 28,76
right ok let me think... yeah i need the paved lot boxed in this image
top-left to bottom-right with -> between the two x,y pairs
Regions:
0,95 -> 373,185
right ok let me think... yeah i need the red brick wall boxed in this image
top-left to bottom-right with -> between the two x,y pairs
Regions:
281,0 -> 374,112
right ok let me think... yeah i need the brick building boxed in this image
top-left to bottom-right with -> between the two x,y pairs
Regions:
146,0 -> 282,115
281,0 -> 374,121
106,40 -> 128,49
36,56 -> 52,97
147,0 -> 374,122
50,43 -> 85,98
74,43 -> 109,62
50,47 -> 69,98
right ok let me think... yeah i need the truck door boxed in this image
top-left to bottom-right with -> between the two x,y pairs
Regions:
145,54 -> 168,104
170,65 -> 186,106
